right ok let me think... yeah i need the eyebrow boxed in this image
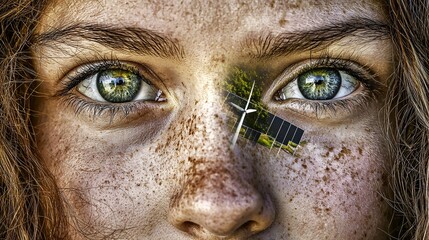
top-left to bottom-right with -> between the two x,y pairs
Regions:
245,17 -> 390,59
33,18 -> 388,61
33,24 -> 185,60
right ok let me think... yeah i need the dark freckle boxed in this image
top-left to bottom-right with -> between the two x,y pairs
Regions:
334,146 -> 352,161
257,206 -> 264,215
321,151 -> 329,157
322,175 -> 329,182
351,171 -> 359,180
302,164 -> 307,169
341,146 -> 351,155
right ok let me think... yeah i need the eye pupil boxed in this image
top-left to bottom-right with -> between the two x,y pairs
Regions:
298,68 -> 341,100
114,78 -> 125,86
313,76 -> 324,85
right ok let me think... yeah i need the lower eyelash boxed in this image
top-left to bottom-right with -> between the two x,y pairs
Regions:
283,89 -> 377,119
61,93 -> 141,122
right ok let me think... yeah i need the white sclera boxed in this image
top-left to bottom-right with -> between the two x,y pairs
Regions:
279,70 -> 359,100
77,71 -> 160,103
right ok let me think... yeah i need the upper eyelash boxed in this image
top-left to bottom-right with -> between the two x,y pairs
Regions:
273,55 -> 384,100
56,59 -> 151,97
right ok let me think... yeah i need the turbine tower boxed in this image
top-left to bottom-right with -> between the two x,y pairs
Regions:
230,81 -> 257,147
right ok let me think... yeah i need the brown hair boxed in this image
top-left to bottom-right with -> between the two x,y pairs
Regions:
0,0 -> 428,239
386,0 -> 429,239
0,0 -> 68,239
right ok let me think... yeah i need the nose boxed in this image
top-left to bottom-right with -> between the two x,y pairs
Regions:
167,66 -> 275,238
168,161 -> 275,238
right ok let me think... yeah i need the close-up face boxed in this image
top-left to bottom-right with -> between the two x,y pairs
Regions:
31,0 -> 394,239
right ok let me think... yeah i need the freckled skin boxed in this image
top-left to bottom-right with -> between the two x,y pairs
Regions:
32,0 -> 393,239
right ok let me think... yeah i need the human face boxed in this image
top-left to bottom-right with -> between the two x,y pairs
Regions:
32,0 -> 393,239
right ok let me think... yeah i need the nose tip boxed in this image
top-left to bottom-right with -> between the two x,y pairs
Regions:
168,173 -> 275,238
175,195 -> 270,236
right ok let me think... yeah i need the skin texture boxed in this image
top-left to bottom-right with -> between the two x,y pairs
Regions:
32,0 -> 394,239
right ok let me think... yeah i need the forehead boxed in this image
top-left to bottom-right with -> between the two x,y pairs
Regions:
39,0 -> 386,35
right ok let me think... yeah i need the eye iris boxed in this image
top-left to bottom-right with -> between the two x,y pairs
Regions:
297,68 -> 341,100
96,69 -> 142,103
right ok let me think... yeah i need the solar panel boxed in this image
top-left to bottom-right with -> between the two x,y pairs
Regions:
276,121 -> 290,143
224,90 -> 305,154
282,125 -> 296,145
267,117 -> 283,139
292,128 -> 304,145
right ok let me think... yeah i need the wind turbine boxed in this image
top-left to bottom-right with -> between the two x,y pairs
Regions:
230,81 -> 257,148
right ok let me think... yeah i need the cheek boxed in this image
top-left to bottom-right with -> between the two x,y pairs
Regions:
34,114 -> 178,237
257,124 -> 391,238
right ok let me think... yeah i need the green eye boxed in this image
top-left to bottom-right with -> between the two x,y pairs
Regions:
97,69 -> 142,103
77,64 -> 163,103
278,67 -> 359,101
297,68 -> 341,100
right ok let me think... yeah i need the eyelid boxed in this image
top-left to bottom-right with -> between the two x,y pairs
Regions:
266,57 -> 382,102
56,60 -> 165,99
263,57 -> 385,120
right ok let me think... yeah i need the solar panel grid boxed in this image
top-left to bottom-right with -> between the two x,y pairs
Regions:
223,90 -> 304,153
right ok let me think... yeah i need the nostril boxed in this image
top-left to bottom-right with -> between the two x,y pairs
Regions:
241,220 -> 255,229
181,221 -> 202,236
238,220 -> 259,234
180,220 -> 260,237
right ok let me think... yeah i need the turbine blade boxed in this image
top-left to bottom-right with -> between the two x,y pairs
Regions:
229,102 -> 244,112
231,112 -> 247,147
245,81 -> 255,110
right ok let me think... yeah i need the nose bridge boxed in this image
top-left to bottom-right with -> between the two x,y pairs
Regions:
175,62 -> 257,184
181,66 -> 234,159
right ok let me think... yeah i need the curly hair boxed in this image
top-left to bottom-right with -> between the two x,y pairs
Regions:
0,0 -> 68,239
386,0 -> 429,239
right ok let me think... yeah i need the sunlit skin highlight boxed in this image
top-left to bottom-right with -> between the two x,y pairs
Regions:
31,0 -> 394,239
